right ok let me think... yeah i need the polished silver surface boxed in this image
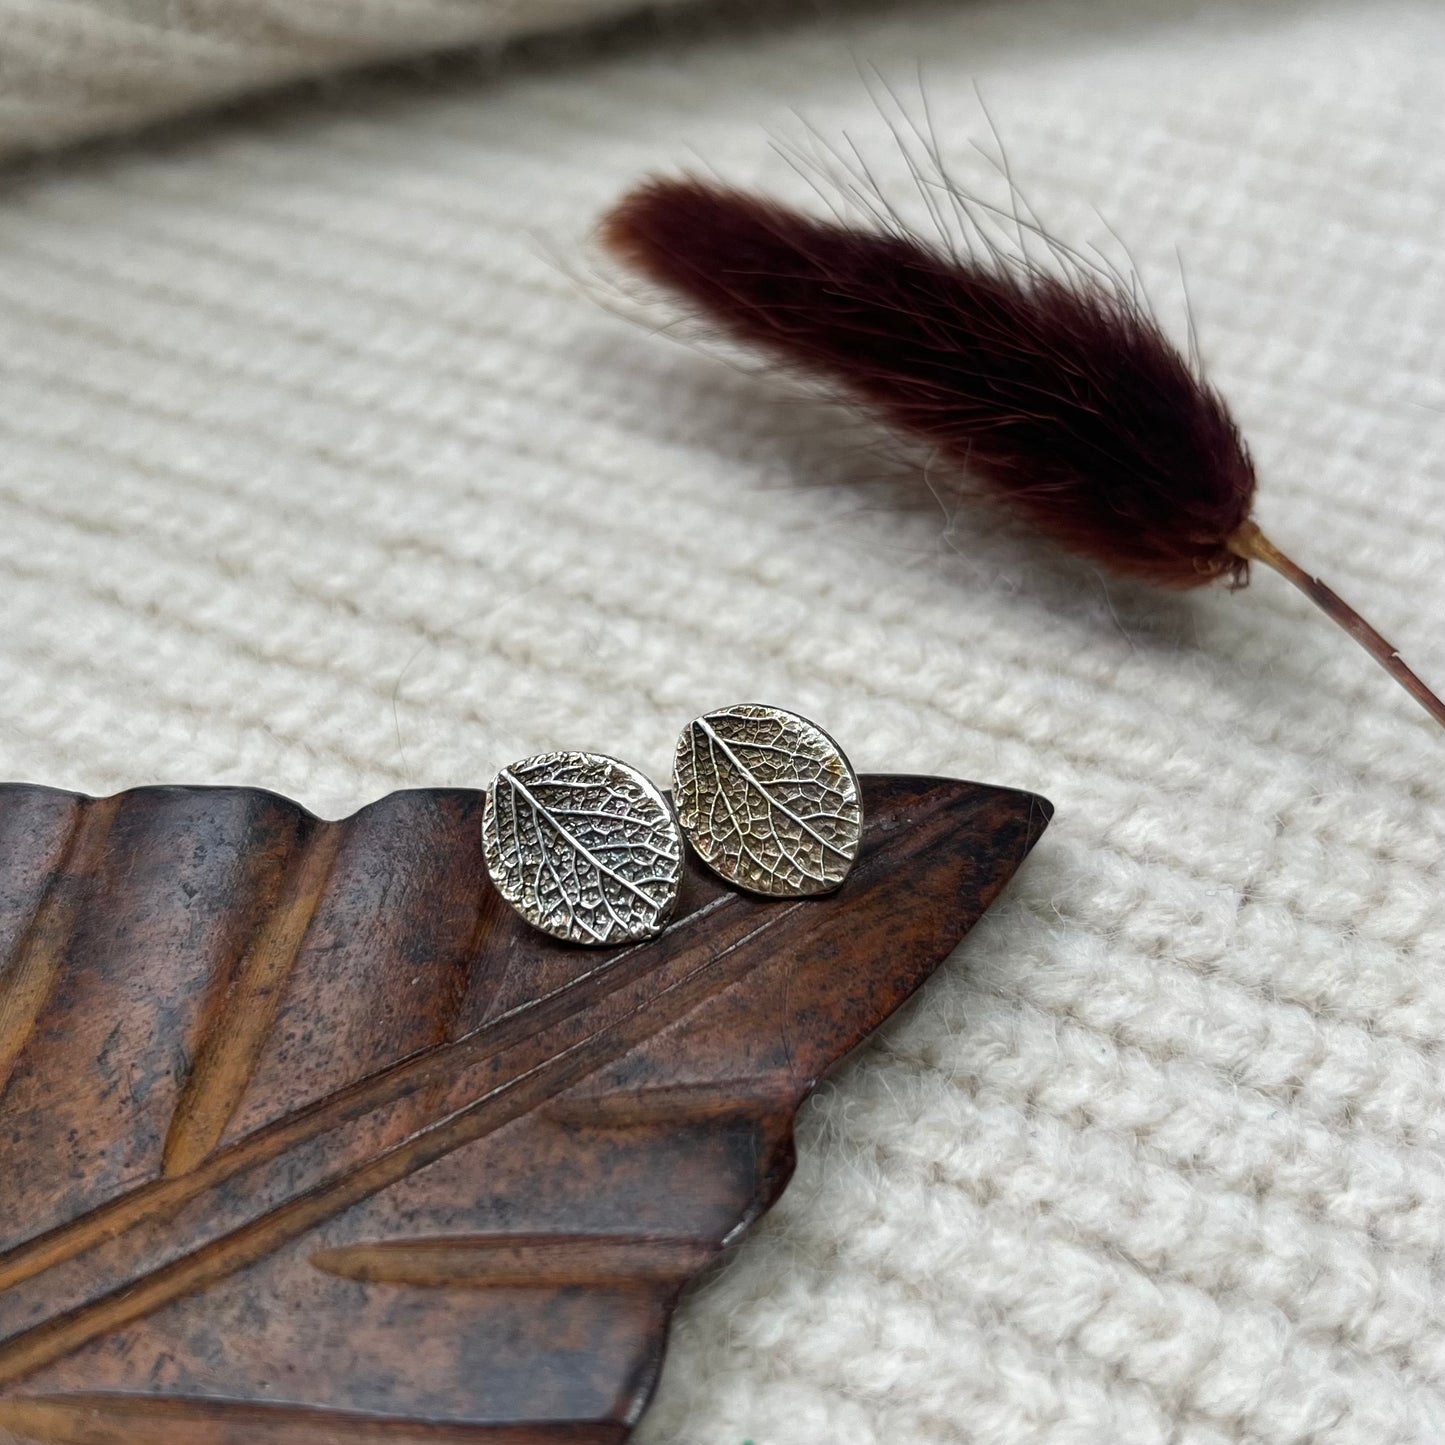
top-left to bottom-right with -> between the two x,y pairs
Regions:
483,751 -> 683,946
672,703 -> 862,898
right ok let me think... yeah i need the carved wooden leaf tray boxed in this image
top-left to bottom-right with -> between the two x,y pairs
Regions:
0,773 -> 1051,1444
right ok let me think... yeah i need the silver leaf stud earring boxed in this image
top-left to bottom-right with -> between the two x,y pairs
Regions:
671,703 -> 863,898
483,751 -> 683,946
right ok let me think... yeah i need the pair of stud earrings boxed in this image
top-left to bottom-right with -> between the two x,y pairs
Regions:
481,703 -> 863,946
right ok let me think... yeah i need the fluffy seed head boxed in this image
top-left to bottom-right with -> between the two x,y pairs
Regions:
603,176 -> 1257,588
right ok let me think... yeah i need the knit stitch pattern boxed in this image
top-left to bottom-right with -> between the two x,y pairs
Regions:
1,2 -> 1443,1442
0,0 -> 692,158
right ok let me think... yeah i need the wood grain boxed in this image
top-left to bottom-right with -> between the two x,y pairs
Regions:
311,1237 -> 717,1289
163,823 -> 348,1177
0,796 -> 120,1095
0,774 -> 1051,1444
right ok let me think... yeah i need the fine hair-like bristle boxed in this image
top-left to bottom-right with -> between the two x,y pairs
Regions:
602,176 -> 1257,589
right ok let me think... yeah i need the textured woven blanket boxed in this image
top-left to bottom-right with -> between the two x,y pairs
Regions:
2,1 -> 1444,1442
0,0 -> 696,158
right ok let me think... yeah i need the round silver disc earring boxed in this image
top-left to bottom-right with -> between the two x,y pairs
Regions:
483,751 -> 683,946
671,703 -> 863,898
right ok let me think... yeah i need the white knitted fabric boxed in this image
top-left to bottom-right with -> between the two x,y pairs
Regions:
3,1 -> 1445,1442
0,0 -> 696,158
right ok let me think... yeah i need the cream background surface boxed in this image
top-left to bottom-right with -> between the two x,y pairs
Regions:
0,0 -> 697,158
3,2 -> 1445,1442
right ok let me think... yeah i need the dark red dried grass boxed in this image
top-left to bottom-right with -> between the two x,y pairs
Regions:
602,175 -> 1256,589
599,169 -> 1445,730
